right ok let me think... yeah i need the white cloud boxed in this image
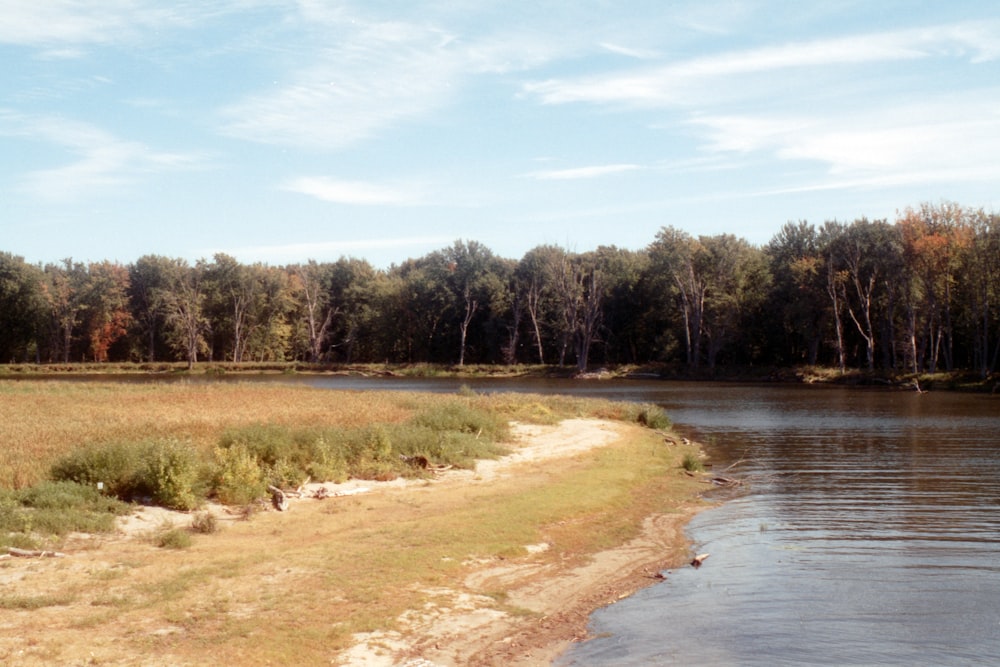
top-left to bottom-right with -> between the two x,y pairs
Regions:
282,177 -> 424,206
0,1 -> 207,48
691,94 -> 1000,189
526,164 -> 641,180
523,21 -> 1000,107
0,111 -> 207,199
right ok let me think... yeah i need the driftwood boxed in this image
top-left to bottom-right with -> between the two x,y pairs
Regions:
267,485 -> 289,511
6,547 -> 66,559
690,553 -> 710,568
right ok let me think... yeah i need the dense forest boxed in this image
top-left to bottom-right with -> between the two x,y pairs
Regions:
2,201 -> 999,377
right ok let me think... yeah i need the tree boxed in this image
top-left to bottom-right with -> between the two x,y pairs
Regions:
290,261 -> 337,363
766,221 -> 827,365
439,240 -> 505,366
41,259 -> 87,363
648,228 -> 707,368
161,260 -> 207,369
0,253 -> 45,362
129,255 -> 178,362
897,202 -> 971,372
81,261 -> 132,362
697,234 -> 771,369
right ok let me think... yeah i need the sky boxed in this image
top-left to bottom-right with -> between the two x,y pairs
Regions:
3,1 -> 1000,269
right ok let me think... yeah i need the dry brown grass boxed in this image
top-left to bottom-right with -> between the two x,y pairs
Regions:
0,381 -> 415,488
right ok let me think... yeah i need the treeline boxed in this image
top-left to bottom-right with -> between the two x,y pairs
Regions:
1,201 -> 998,377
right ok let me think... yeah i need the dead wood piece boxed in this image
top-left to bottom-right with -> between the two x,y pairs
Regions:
690,553 -> 710,568
710,475 -> 742,488
267,485 -> 289,512
8,547 -> 66,558
400,454 -> 430,469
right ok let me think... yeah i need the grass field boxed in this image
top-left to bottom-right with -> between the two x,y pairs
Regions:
0,380 -> 706,665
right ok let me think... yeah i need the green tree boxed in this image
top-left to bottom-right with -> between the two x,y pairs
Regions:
0,253 -> 46,362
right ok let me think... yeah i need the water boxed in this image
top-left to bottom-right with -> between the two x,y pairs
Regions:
558,384 -> 1000,666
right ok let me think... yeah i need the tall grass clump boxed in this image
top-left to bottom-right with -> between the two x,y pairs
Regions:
0,481 -> 130,541
618,402 -> 672,430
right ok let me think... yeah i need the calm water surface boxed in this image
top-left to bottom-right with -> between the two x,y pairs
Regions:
31,374 -> 1000,664
558,383 -> 1000,666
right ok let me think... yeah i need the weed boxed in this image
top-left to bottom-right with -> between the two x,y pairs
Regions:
190,511 -> 219,535
156,527 -> 192,549
139,440 -> 202,511
681,452 -> 705,472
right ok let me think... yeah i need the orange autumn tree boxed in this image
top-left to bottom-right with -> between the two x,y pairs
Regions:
83,260 -> 132,362
897,202 -> 972,372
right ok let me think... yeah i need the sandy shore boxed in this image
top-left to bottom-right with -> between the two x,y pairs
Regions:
1,419 -> 705,666
332,419 -> 705,666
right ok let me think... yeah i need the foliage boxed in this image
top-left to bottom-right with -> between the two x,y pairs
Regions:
5,202 -> 1000,374
51,439 -> 202,510
681,452 -> 705,472
0,481 -> 130,538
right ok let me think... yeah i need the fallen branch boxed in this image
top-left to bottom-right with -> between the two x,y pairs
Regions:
8,547 -> 66,558
690,553 -> 710,568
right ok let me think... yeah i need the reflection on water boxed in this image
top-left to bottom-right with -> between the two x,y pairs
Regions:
558,385 -> 1000,666
17,374 -> 1000,664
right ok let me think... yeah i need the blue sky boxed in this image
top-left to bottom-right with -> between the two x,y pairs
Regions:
3,1 -> 999,268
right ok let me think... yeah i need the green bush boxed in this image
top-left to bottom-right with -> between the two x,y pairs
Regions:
50,442 -> 142,499
212,444 -> 267,506
137,440 -> 202,511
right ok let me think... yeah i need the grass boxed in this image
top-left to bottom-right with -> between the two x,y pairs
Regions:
0,380 -> 708,665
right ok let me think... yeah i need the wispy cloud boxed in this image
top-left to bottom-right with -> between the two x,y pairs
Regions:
0,111 -> 207,199
526,164 -> 641,180
691,93 -> 1000,188
524,21 -> 1000,107
0,1 -> 206,48
282,177 -> 425,206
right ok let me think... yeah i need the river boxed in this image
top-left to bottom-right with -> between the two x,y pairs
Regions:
556,382 -> 1000,666
28,374 -> 1000,664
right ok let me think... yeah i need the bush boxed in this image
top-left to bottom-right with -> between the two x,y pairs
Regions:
50,442 -> 142,499
137,440 -> 202,511
212,444 -> 267,506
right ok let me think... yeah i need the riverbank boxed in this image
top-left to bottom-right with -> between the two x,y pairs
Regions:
0,383 -> 709,665
2,360 -> 995,392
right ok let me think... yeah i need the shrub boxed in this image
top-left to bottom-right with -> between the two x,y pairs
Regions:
50,442 -> 142,499
212,444 -> 266,506
137,440 -> 202,511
